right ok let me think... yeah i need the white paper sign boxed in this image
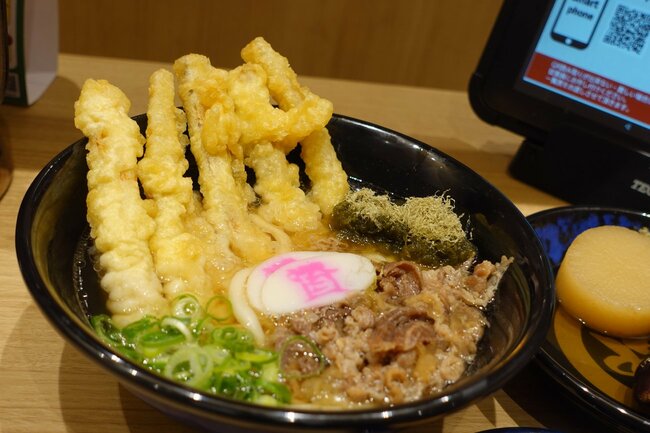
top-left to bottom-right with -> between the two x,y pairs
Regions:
4,0 -> 58,106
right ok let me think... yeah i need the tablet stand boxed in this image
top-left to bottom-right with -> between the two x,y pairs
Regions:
508,126 -> 650,212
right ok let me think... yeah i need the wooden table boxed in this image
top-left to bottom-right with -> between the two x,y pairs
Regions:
0,54 -> 608,433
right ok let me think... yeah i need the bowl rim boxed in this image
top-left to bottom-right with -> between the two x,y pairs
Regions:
15,113 -> 556,429
527,204 -> 650,221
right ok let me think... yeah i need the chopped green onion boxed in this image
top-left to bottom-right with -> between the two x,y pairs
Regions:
212,372 -> 252,400
217,356 -> 252,375
279,335 -> 326,379
171,294 -> 203,321
260,360 -> 281,382
164,346 -> 214,388
91,314 -> 124,346
205,295 -> 234,322
211,326 -> 255,352
235,348 -> 276,364
121,316 -> 158,341
194,316 -> 219,342
160,316 -> 193,340
202,344 -> 230,365
90,297 -> 290,405
254,394 -> 281,406
254,379 -> 291,404
136,328 -> 186,358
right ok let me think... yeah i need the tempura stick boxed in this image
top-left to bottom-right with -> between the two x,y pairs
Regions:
225,64 -> 287,155
246,141 -> 322,232
174,54 -> 275,264
241,38 -> 333,154
74,79 -> 168,327
137,69 -> 213,303
221,64 -> 323,232
241,37 -> 348,216
300,128 -> 349,216
241,37 -> 307,110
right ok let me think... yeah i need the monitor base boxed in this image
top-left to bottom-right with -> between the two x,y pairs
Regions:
509,126 -> 650,212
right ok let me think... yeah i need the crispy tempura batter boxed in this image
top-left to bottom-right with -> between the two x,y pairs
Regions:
225,64 -> 288,157
77,38 -> 352,327
137,69 -> 213,303
240,38 -> 335,154
301,128 -> 349,216
174,54 -> 275,264
75,79 -> 168,327
241,37 -> 348,216
246,141 -> 322,232
228,64 -> 324,231
240,37 -> 307,110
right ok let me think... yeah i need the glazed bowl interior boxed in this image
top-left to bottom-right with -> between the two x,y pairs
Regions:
16,114 -> 555,432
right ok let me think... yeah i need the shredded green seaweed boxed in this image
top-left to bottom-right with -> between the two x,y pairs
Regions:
330,188 -> 476,266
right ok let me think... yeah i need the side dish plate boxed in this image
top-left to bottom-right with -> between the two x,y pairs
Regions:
527,206 -> 650,433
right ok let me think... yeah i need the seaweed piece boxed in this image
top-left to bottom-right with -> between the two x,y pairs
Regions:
330,188 -> 476,266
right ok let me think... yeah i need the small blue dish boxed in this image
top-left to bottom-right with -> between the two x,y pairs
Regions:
527,206 -> 650,433
530,206 -> 650,269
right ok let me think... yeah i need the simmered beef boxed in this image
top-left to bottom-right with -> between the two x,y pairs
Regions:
368,307 -> 435,355
377,261 -> 423,302
271,256 -> 512,408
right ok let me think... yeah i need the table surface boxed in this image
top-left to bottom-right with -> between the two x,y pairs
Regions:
0,54 -> 611,433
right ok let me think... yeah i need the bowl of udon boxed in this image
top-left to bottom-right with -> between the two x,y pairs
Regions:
16,39 -> 554,432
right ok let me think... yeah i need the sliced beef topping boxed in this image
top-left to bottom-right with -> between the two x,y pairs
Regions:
287,304 -> 352,336
368,307 -> 436,356
377,261 -> 423,303
279,336 -> 325,379
270,257 -> 511,408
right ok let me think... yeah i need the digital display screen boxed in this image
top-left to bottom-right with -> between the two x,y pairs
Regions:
520,0 -> 650,137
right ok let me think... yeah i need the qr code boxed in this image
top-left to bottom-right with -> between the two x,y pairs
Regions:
603,4 -> 650,54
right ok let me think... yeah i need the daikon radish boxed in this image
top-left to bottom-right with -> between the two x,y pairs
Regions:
556,225 -> 650,338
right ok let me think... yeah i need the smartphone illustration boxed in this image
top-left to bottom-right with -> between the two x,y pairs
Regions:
551,0 -> 608,49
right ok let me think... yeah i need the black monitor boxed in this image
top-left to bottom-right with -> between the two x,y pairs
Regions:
470,0 -> 650,211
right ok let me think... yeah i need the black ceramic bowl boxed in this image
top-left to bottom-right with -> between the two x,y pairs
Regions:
16,114 -> 555,432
